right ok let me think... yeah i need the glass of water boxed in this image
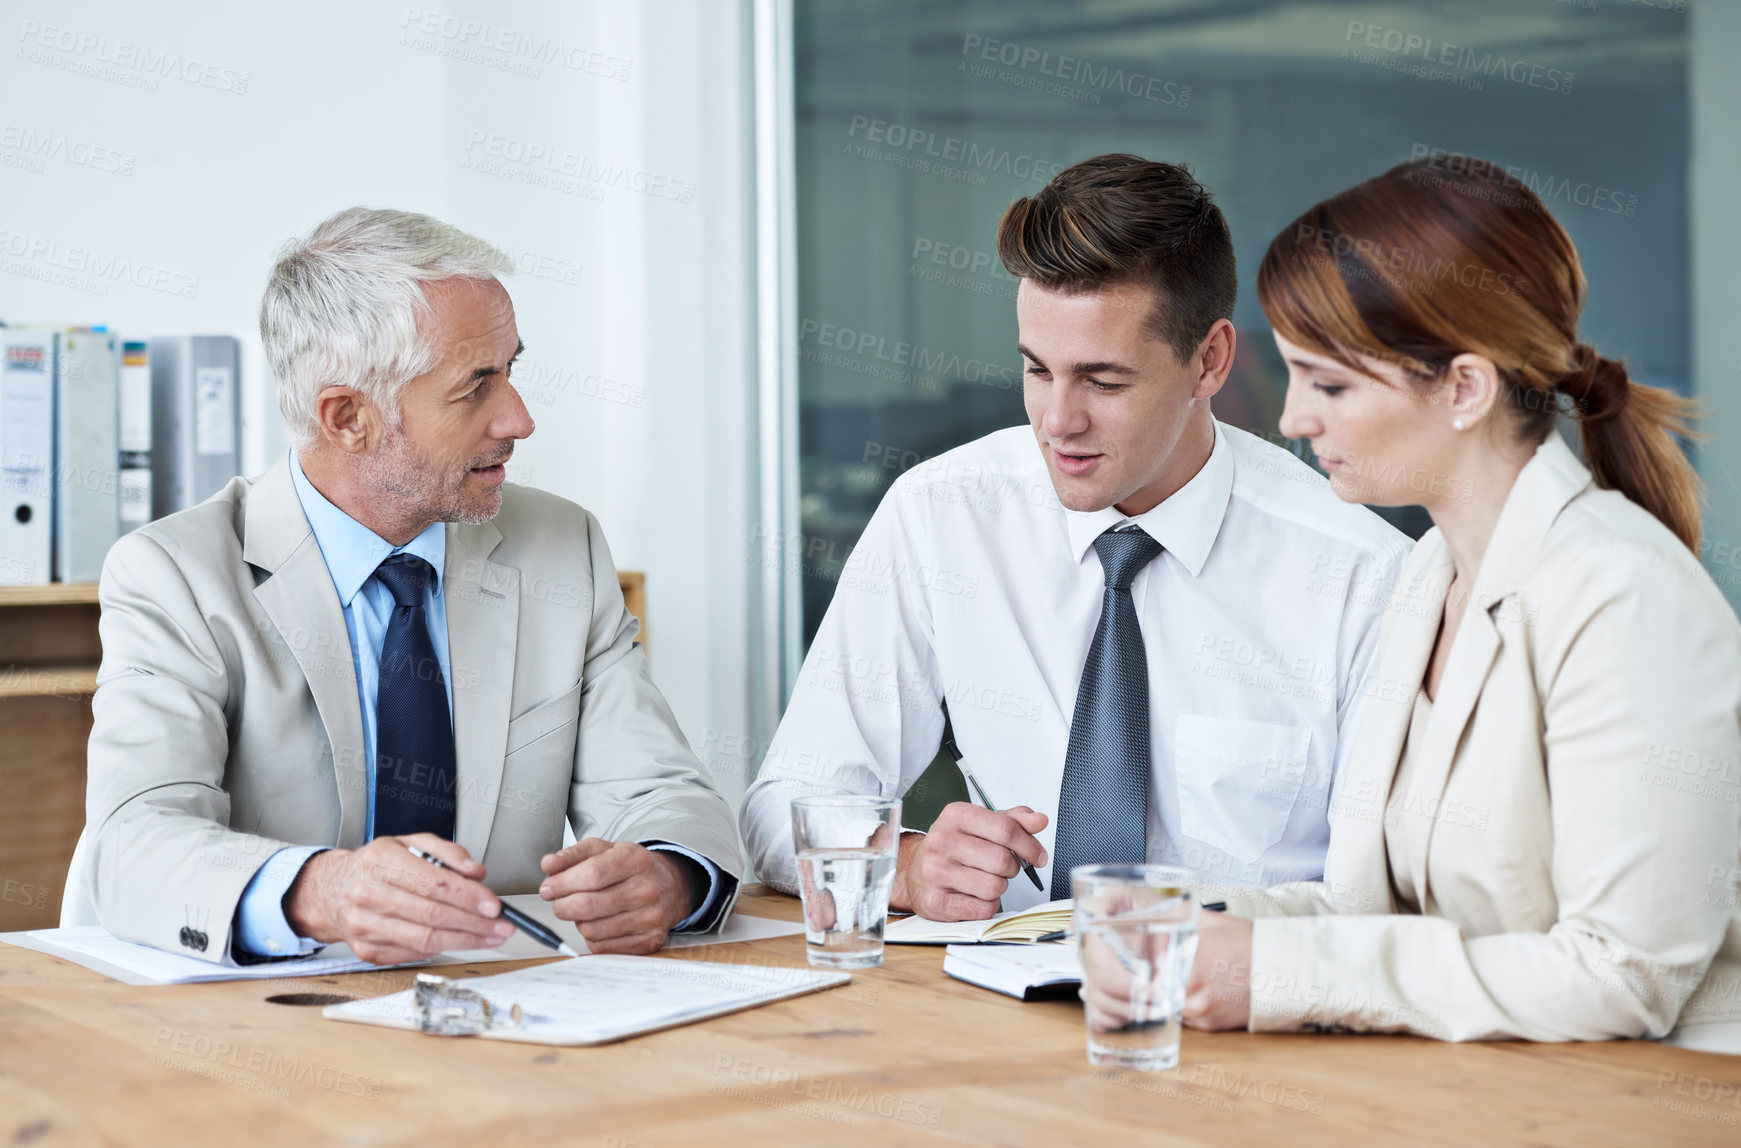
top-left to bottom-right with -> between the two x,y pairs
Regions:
791,795 -> 901,968
1073,864 -> 1199,1071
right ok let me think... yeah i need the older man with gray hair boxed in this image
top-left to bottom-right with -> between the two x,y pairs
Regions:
84,207 -> 743,965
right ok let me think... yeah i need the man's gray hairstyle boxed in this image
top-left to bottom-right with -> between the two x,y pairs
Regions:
261,207 -> 512,446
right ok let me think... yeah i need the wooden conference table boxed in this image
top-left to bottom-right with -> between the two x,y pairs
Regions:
2,888 -> 1739,1147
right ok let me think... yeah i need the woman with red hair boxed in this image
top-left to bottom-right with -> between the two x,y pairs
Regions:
1180,155 -> 1741,1051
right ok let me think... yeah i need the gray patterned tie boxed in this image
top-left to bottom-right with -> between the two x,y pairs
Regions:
1051,526 -> 1163,900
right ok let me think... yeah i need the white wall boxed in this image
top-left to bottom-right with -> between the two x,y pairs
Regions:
0,0 -> 764,800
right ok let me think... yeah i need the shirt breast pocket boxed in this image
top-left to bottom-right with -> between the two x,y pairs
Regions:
1174,715 -> 1312,862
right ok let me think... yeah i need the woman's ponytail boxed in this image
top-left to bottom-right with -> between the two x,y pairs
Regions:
1557,344 -> 1702,553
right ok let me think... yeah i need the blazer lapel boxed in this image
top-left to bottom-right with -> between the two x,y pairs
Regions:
243,457 -> 369,848
1332,537 -> 1451,909
1402,603 -> 1500,904
1401,432 -> 1594,901
1464,432 -> 1593,597
444,520 -> 519,862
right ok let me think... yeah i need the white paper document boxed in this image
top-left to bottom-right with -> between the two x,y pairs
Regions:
2,900 -> 807,987
441,894 -> 807,962
324,955 -> 849,1045
12,926 -> 398,985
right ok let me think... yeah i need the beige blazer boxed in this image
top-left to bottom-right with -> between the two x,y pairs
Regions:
1214,434 -> 1741,1053
84,455 -> 744,962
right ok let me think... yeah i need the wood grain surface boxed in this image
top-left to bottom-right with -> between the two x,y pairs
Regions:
3,888 -> 1739,1147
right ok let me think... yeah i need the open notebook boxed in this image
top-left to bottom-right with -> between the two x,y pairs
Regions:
324,955 -> 848,1045
883,900 -> 1072,945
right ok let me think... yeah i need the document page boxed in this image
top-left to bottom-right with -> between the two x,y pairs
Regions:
436,894 -> 806,961
15,926 -> 402,984
326,955 -> 850,1045
5,902 -> 805,985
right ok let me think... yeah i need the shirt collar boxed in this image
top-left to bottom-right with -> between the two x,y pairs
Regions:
1061,420 -> 1234,578
288,451 -> 446,608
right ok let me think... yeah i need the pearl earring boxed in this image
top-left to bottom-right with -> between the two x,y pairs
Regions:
1453,417 -> 1467,431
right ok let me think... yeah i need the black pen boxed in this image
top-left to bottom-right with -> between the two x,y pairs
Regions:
406,844 -> 580,957
940,729 -> 1046,892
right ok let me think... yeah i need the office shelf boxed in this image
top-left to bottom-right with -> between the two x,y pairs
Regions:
0,661 -> 100,699
0,586 -> 101,930
0,583 -> 100,606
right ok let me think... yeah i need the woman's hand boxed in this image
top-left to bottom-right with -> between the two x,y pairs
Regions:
1183,909 -> 1254,1031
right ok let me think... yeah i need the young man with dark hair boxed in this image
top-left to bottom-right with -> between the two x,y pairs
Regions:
742,155 -> 1409,920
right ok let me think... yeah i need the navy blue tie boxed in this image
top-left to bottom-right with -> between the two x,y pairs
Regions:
372,554 -> 457,840
1051,527 -> 1163,900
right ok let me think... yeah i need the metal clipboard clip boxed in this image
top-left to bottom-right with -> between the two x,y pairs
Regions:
411,973 -> 528,1037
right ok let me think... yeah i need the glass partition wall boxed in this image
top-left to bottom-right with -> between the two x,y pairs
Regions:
792,0 -> 1689,825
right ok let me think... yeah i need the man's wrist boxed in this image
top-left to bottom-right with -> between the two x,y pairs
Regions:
888,830 -> 927,913
233,845 -> 330,961
651,850 -> 708,927
285,848 -> 346,942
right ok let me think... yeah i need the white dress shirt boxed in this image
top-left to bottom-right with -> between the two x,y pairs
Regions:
741,421 -> 1412,911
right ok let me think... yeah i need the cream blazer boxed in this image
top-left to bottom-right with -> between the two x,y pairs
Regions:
84,455 -> 745,962
1214,434 -> 1741,1053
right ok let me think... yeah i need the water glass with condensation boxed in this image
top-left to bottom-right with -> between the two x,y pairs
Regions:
791,795 -> 902,968
1073,864 -> 1199,1071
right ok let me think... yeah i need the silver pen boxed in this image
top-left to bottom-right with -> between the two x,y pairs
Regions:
940,726 -> 1046,892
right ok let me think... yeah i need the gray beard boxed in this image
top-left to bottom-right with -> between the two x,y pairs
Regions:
356,426 -> 505,526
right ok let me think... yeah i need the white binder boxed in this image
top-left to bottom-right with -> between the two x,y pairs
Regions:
0,331 -> 55,585
149,335 -> 241,518
53,330 -> 121,582
118,340 -> 152,531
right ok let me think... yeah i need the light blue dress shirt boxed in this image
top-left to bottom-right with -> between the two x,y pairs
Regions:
232,454 -> 721,958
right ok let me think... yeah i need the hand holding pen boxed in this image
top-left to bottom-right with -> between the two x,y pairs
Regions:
888,717 -> 1050,922
942,731 -> 1045,893
282,834 -> 520,966
408,844 -> 580,957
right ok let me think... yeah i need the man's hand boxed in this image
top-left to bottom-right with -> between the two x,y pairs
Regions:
539,839 -> 698,955
283,834 -> 513,965
888,802 -> 1048,921
1183,909 -> 1253,1031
